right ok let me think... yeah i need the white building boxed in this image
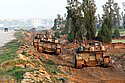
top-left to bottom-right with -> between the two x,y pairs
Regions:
32,18 -> 41,28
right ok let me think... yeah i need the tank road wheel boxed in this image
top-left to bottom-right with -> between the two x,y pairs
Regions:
37,46 -> 43,53
103,56 -> 110,67
76,60 -> 83,69
73,55 -> 77,68
74,55 -> 84,69
33,42 -> 38,48
56,49 -> 61,55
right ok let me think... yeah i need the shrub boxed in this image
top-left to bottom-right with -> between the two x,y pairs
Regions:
112,29 -> 120,38
68,33 -> 75,42
55,32 -> 60,38
97,24 -> 112,43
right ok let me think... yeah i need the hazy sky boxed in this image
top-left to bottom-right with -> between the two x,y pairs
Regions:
0,0 -> 124,19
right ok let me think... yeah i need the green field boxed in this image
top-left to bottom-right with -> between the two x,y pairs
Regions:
112,29 -> 125,43
112,39 -> 125,43
96,29 -> 125,43
119,30 -> 125,36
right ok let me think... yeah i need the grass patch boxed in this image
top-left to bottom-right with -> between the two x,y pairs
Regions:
14,31 -> 24,39
7,66 -> 37,79
0,59 -> 28,69
116,29 -> 125,36
43,60 -> 63,75
112,39 -> 125,43
0,40 -> 20,64
0,66 -> 38,81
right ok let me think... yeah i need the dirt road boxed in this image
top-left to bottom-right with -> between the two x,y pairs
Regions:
0,30 -> 16,47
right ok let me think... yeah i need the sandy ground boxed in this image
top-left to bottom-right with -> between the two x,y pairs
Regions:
0,30 -> 16,47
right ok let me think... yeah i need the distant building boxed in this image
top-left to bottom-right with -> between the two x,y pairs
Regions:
32,18 -> 41,28
0,18 -> 53,30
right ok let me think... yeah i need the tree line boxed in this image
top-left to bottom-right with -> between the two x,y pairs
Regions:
52,0 -> 125,43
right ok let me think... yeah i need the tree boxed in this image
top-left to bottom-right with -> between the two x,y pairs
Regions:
102,0 -> 114,29
66,0 -> 86,42
97,24 -> 112,43
82,0 -> 96,40
51,14 -> 63,30
66,0 -> 97,42
97,17 -> 112,43
122,2 -> 125,28
123,2 -> 125,11
113,3 -> 121,28
101,0 -> 117,43
52,19 -> 57,30
97,14 -> 103,29
123,14 -> 125,28
102,0 -> 121,29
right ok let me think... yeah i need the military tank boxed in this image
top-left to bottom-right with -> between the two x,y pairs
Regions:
37,38 -> 61,54
33,34 -> 42,48
33,31 -> 61,55
73,41 -> 110,68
